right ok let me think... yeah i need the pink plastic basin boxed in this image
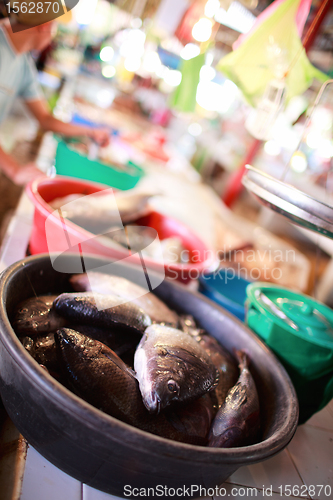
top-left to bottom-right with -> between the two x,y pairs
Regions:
26,177 -> 214,283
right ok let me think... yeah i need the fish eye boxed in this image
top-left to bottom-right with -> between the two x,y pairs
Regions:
167,380 -> 179,394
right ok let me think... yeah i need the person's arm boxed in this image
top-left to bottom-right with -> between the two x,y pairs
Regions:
25,99 -> 110,147
0,145 -> 42,185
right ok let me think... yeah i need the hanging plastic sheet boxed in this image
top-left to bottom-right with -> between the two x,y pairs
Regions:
217,0 -> 328,107
169,52 -> 205,113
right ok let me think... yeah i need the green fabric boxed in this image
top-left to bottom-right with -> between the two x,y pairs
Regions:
217,0 -> 328,107
170,52 -> 205,113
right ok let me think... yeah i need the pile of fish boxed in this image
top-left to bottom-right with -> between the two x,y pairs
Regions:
13,272 -> 260,448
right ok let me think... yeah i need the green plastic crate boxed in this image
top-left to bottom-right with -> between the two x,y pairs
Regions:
55,140 -> 144,190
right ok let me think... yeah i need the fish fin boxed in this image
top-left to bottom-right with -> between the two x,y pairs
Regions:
210,369 -> 220,391
100,346 -> 132,374
126,367 -> 137,380
102,350 -> 137,380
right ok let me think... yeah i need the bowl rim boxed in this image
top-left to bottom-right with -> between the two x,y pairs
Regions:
0,253 -> 299,465
26,177 -> 216,272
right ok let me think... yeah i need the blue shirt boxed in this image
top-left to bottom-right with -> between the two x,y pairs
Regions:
0,24 -> 42,123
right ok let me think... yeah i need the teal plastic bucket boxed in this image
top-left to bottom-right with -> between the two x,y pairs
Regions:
54,141 -> 144,190
246,282 -> 333,423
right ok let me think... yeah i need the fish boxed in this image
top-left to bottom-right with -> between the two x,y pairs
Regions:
13,295 -> 68,336
53,292 -> 152,336
20,333 -> 67,383
68,324 -> 139,359
21,333 -> 58,369
208,351 -> 260,448
70,272 -> 178,326
197,335 -> 239,408
20,321 -> 139,378
56,328 -> 211,445
134,324 -> 219,413
179,315 -> 239,407
56,328 -> 145,423
50,191 -> 154,234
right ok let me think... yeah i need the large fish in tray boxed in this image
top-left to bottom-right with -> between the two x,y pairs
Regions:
134,324 -> 219,414
19,321 -> 140,379
53,292 -> 151,336
208,351 -> 260,448
56,328 -> 213,445
70,272 -> 178,326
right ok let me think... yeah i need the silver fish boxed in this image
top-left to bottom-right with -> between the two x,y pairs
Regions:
70,272 -> 178,326
50,192 -> 154,234
134,324 -> 219,414
208,351 -> 260,448
14,295 -> 67,336
53,292 -> 151,335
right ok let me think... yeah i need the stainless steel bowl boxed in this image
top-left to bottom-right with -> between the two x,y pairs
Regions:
242,165 -> 333,238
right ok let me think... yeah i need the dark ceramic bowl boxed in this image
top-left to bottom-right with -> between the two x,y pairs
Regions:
0,254 -> 299,499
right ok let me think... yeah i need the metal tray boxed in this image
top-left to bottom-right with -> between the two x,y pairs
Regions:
242,165 -> 333,239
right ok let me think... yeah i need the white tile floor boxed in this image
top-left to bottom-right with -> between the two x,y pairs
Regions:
20,400 -> 333,500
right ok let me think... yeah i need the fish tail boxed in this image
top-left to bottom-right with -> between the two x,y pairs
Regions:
235,350 -> 248,371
